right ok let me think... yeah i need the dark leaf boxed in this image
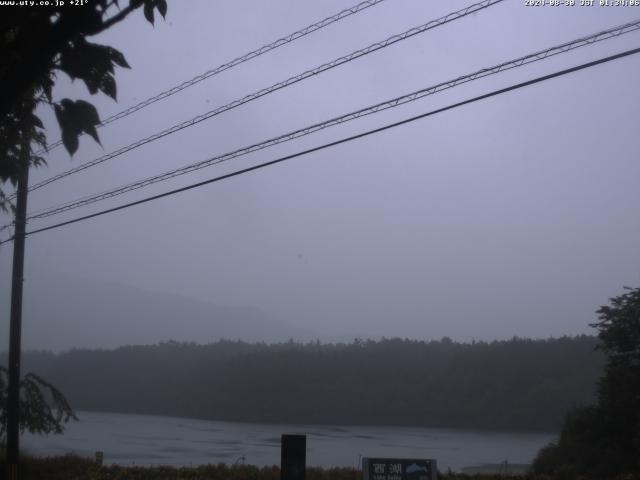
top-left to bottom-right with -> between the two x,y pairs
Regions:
109,47 -> 130,69
98,74 -> 117,100
53,103 -> 65,128
54,100 -> 77,139
58,40 -> 92,79
72,100 -> 101,144
61,128 -> 79,156
84,125 -> 101,145
58,39 -> 117,95
156,0 -> 167,18
31,130 -> 47,149
30,114 -> 44,129
0,152 -> 19,183
31,155 -> 47,168
84,77 -> 100,95
42,75 -> 54,103
54,99 -> 101,154
143,1 -> 154,24
79,6 -> 103,33
73,100 -> 100,128
95,0 -> 112,11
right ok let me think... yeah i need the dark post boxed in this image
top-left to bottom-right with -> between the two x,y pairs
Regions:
6,144 -> 30,480
281,434 -> 306,480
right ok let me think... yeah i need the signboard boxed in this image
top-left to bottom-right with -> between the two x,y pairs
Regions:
281,434 -> 306,480
362,458 -> 437,480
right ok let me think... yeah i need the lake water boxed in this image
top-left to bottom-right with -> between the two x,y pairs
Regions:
22,411 -> 556,472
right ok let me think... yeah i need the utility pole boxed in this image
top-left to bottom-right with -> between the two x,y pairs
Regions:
6,139 -> 30,480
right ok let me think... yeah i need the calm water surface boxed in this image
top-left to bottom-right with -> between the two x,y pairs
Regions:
22,411 -> 556,471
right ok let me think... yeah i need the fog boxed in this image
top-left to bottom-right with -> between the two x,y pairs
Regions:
2,0 -> 640,351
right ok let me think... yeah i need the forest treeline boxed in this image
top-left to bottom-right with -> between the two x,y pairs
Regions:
11,336 -> 602,432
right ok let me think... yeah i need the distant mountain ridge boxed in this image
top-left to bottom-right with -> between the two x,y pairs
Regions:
0,273 -> 314,351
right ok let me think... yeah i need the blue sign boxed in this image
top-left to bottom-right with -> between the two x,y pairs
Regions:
362,458 -> 437,480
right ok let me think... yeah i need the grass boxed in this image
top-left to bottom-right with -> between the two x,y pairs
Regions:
1,455 -> 640,480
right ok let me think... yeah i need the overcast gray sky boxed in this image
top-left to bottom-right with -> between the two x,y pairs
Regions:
2,0 -> 640,350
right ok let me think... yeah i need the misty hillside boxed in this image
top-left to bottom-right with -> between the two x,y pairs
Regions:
0,274 -> 314,351
17,336 -> 603,432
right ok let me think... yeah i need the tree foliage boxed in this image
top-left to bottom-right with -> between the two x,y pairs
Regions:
0,0 -> 167,446
532,286 -> 640,477
0,0 -> 168,212
0,366 -> 76,442
17,336 -> 602,432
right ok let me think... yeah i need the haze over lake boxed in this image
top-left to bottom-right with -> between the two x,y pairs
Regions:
22,411 -> 555,472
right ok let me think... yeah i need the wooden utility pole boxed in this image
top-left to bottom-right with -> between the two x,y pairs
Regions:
6,141 -> 30,480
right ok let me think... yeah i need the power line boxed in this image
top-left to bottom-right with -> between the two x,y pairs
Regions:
34,0 -> 389,155
26,19 -> 640,221
25,0 -> 504,194
24,18 -> 640,219
2,45 -> 637,245
0,223 -> 13,245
